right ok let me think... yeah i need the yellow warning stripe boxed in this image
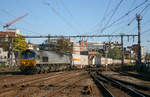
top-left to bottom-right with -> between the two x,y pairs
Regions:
72,58 -> 81,61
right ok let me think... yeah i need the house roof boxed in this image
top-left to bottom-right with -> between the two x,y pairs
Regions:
0,32 -> 16,37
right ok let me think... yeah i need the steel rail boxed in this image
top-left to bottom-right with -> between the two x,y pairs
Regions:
98,73 -> 146,97
91,74 -> 114,97
110,76 -> 150,97
119,72 -> 150,81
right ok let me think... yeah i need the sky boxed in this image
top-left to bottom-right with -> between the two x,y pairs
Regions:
0,0 -> 150,52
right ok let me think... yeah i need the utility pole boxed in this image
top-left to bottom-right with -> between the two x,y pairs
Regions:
8,37 -> 13,68
10,38 -> 13,68
105,43 -> 108,71
136,14 -> 142,64
121,35 -> 124,65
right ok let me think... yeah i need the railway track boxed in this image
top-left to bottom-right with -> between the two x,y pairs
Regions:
43,73 -> 88,97
91,73 -> 114,97
119,72 -> 150,81
97,72 -> 149,97
14,71 -> 85,97
0,71 -> 74,96
110,76 -> 150,97
0,73 -> 51,87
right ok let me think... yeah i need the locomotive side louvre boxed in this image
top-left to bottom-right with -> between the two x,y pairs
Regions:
36,51 -> 71,65
36,50 -> 71,72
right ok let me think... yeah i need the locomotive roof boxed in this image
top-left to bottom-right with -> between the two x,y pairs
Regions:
23,49 -> 71,56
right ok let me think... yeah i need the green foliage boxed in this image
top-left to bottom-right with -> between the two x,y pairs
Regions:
54,37 -> 72,53
145,53 -> 150,60
97,53 -> 103,57
13,34 -> 28,53
107,47 -> 121,59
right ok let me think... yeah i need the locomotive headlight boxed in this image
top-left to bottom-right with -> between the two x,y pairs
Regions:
20,60 -> 25,65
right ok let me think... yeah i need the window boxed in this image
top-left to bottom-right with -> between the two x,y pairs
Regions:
21,51 -> 35,59
42,57 -> 48,62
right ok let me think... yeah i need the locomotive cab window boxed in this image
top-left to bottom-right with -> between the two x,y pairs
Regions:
21,50 -> 35,59
42,57 -> 48,62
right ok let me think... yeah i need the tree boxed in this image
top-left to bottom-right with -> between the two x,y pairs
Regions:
13,34 -> 28,64
13,34 -> 28,53
55,37 -> 72,53
107,47 -> 121,59
145,53 -> 150,60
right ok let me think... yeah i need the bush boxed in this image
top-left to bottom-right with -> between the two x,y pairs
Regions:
0,62 -> 7,67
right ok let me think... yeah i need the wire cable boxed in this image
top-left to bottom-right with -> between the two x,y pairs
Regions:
102,0 -> 148,31
58,0 -> 83,33
128,2 -> 150,26
0,8 -> 32,26
139,2 -> 150,14
104,0 -> 124,28
43,1 -> 79,33
89,0 -> 111,34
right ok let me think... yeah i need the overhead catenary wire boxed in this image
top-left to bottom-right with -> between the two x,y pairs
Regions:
99,0 -> 124,35
103,0 -> 149,43
139,2 -> 150,14
0,9 -> 16,18
0,11 -> 43,35
58,0 -> 74,18
108,1 -> 149,43
128,0 -> 136,11
43,1 -> 80,33
103,0 -> 124,30
0,8 -> 32,26
109,0 -> 149,34
89,0 -> 112,34
102,0 -> 148,31
58,0 -> 83,33
90,0 -> 122,42
128,2 -> 150,26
